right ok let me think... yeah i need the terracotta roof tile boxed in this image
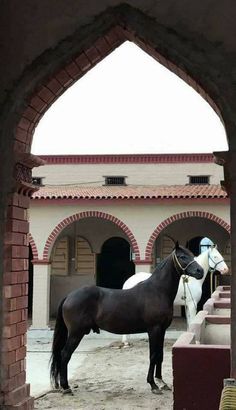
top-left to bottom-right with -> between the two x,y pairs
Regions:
31,184 -> 227,200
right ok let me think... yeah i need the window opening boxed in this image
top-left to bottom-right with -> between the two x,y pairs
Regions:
104,176 -> 126,186
188,175 -> 210,185
32,176 -> 44,186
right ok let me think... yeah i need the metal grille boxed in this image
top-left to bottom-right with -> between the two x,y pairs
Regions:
189,175 -> 209,185
105,176 -> 126,185
32,177 -> 43,186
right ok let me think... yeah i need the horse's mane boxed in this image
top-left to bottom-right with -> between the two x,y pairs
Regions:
154,256 -> 169,271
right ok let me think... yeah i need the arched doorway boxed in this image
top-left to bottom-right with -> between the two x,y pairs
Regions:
186,236 -> 204,256
149,215 -> 230,318
186,236 -> 211,312
97,237 -> 135,289
187,236 -> 216,310
49,234 -> 96,317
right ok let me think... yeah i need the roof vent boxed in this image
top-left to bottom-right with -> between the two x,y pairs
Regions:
104,176 -> 126,186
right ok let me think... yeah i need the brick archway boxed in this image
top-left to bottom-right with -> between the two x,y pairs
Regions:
2,5 -> 230,409
28,233 -> 38,260
145,211 -> 230,260
15,23 -> 223,155
42,210 -> 141,261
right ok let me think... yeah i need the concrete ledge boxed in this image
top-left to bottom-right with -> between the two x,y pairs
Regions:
173,330 -> 230,410
204,296 -> 231,316
211,285 -> 230,300
188,311 -> 230,344
173,304 -> 231,410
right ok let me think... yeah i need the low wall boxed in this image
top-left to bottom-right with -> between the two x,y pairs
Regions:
204,297 -> 231,317
173,312 -> 230,410
211,285 -> 230,300
188,311 -> 230,344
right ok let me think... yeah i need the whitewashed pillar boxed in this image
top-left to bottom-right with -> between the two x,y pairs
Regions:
134,262 -> 152,273
31,261 -> 51,329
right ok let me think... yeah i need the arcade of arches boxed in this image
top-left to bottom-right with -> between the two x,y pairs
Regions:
28,212 -> 230,330
2,2 -> 236,409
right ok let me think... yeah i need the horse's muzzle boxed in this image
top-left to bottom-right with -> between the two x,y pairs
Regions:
195,266 -> 204,280
218,266 -> 229,275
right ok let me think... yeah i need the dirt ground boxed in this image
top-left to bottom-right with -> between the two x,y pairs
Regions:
35,338 -> 174,410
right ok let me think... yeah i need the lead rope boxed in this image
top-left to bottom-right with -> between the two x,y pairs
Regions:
208,256 -> 224,294
182,275 -> 197,312
172,251 -> 198,316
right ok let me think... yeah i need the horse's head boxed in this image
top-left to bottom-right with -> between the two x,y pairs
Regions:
173,242 -> 204,279
208,245 -> 229,274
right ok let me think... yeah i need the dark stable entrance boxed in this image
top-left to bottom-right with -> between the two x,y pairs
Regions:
97,237 -> 135,289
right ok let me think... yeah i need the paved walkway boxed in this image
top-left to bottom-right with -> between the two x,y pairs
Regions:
26,318 -> 186,398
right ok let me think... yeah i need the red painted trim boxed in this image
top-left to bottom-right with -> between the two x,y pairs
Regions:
145,211 -> 231,260
39,153 -> 215,164
134,259 -> 153,265
214,302 -> 231,308
28,233 -> 39,259
30,198 -> 229,205
206,315 -> 230,324
42,211 -> 140,260
31,259 -> 51,265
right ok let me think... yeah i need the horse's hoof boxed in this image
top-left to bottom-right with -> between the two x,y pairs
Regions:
62,388 -> 73,395
155,378 -> 171,391
161,384 -> 171,391
152,388 -> 163,395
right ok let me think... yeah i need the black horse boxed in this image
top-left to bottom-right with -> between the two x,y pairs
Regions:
50,243 -> 203,394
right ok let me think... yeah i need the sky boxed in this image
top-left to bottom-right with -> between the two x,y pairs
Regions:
32,41 -> 228,155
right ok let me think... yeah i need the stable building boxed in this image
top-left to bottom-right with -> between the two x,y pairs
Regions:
29,153 -> 230,330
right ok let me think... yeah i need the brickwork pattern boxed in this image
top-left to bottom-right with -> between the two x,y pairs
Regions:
3,193 -> 34,409
5,16 -> 224,410
42,210 -> 141,261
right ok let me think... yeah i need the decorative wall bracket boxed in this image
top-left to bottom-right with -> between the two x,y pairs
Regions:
213,150 -> 236,194
13,152 -> 45,196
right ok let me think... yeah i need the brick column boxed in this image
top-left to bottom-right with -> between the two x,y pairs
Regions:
1,153 -> 44,409
214,150 -> 236,378
31,262 -> 51,330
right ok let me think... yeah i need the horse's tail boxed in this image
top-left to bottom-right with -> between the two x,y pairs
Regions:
50,297 -> 67,388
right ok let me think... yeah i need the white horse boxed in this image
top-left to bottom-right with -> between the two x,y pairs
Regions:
122,246 -> 228,345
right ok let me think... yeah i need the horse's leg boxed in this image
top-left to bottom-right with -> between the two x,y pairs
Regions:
147,326 -> 164,394
60,331 -> 85,394
122,334 -> 130,347
185,303 -> 191,330
185,301 -> 197,330
154,328 -> 171,391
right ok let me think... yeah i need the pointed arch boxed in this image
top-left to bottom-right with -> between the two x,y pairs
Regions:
15,7 -> 224,154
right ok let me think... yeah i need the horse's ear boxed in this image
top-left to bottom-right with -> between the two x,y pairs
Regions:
175,241 -> 180,250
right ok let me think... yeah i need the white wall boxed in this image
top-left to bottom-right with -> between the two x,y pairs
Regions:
29,201 -> 230,260
33,162 -> 224,186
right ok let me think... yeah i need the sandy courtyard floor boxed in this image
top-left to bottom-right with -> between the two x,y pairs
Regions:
34,338 -> 174,410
